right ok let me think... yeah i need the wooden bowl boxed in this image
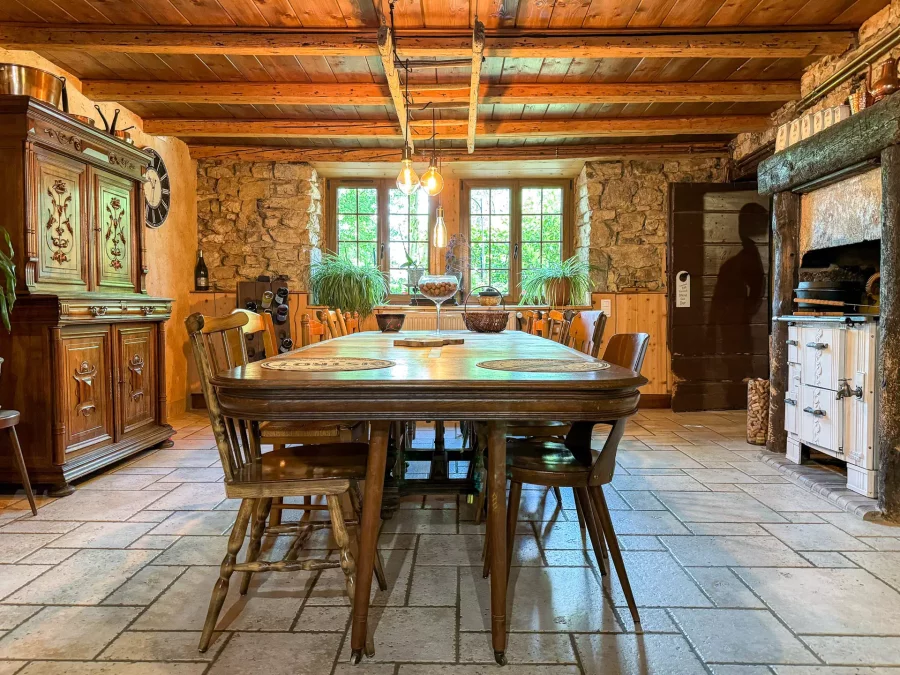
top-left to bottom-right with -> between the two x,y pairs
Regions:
376,313 -> 406,332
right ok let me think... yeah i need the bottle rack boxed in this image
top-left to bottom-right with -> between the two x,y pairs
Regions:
236,278 -> 294,361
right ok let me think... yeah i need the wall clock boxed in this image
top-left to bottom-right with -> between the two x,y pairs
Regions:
142,147 -> 171,228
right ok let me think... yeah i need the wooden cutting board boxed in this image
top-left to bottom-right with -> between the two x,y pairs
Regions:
393,337 -> 465,348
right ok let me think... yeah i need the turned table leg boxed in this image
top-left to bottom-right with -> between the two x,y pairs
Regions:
486,420 -> 508,665
350,420 -> 390,663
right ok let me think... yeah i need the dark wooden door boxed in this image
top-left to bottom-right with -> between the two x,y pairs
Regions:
669,183 -> 771,411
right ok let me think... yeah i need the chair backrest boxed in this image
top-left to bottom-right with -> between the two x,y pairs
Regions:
186,311 -> 261,482
300,312 -> 327,346
343,311 -> 360,334
546,309 -> 573,346
520,310 -> 539,335
602,332 -> 650,372
231,308 -> 277,359
568,310 -> 608,358
318,308 -> 346,339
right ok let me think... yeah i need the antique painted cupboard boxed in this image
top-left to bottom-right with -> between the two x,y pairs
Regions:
0,97 -> 172,494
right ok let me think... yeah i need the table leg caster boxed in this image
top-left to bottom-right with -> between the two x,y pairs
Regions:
350,649 -> 363,665
494,650 -> 507,666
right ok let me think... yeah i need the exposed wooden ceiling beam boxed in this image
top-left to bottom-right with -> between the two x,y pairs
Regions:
467,20 -> 486,155
188,142 -> 732,163
0,24 -> 854,58
80,80 -> 800,105
376,25 -> 412,150
143,115 -> 770,138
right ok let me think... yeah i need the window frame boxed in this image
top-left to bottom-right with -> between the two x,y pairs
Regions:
326,178 -> 435,302
461,178 -> 574,304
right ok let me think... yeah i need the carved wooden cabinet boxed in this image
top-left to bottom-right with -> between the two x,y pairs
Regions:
0,97 -> 173,493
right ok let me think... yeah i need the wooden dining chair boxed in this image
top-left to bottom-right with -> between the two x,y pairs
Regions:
344,311 -> 361,334
545,309 -> 573,346
485,332 -> 650,631
0,358 -> 38,516
568,310 -> 608,358
300,313 -> 327,346
318,308 -> 347,339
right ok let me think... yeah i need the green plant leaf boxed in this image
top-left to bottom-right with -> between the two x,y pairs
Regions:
519,254 -> 596,305
0,227 -> 16,333
309,253 -> 388,318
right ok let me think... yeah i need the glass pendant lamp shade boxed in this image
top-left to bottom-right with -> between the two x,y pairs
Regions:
396,146 -> 419,196
433,206 -> 448,248
420,160 -> 444,196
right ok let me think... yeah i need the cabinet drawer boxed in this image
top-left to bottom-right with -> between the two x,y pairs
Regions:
60,328 -> 114,456
801,326 -> 843,390
787,326 -> 800,364
799,385 -> 841,454
784,390 -> 799,436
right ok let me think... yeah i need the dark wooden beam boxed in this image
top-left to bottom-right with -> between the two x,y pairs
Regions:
186,142 -> 731,163
468,19 -> 486,154
768,192 -> 800,456
0,24 -> 855,59
759,94 -> 900,195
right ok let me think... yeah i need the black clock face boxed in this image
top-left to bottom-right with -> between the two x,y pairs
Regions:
143,147 -> 171,228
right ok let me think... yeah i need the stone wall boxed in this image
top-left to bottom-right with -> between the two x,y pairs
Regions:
733,2 -> 900,162
574,158 -> 728,292
196,160 -> 323,291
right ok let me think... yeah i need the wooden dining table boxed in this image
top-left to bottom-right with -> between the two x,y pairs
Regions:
210,329 -> 646,665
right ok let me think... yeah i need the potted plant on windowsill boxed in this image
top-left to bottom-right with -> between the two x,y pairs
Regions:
399,244 -> 424,291
520,255 -> 594,307
0,226 -> 16,335
310,253 -> 388,319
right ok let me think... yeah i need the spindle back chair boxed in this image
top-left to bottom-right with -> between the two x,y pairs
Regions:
568,310 -> 608,358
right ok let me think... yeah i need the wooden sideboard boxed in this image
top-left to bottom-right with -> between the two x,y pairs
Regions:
0,97 -> 173,494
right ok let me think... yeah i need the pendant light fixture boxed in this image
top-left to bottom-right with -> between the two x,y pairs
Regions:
420,107 -> 444,197
432,154 -> 448,248
393,2 -> 419,196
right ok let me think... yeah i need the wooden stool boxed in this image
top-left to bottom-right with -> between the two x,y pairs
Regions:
0,410 -> 38,516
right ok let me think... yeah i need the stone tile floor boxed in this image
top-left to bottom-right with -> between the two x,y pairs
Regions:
1,409 -> 900,674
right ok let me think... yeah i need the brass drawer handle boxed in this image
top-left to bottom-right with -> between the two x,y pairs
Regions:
803,406 -> 826,417
806,342 -> 828,350
785,397 -> 797,406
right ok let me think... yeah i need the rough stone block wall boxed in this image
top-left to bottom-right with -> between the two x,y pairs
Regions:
574,158 -> 728,292
732,2 -> 899,162
196,160 -> 323,291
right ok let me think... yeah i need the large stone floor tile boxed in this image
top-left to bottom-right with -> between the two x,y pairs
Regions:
133,566 -> 311,631
737,484 -> 841,512
574,633 -> 707,675
99,630 -> 225,661
0,564 -> 51,601
145,483 -> 226,511
5,548 -> 157,605
32,490 -> 162,522
617,450 -> 704,469
458,632 -> 576,664
380,509 -> 457,534
771,667 -> 900,674
340,607 -> 456,663
208,632 -> 342,675
662,536 -> 811,567
0,533 -> 60,563
672,608 -> 816,664
612,475 -> 709,491
154,468 -> 224,483
844,552 -> 900,591
102,565 -> 186,606
819,514 -> 900,538
408,565 -> 458,606
610,510 -> 691,535
0,606 -> 140,659
687,567 -> 765,608
684,469 -> 761,484
148,511 -> 236,536
150,535 -> 230,565
804,636 -> 900,666
460,567 -> 621,632
735,567 -> 900,635
608,551 -> 712,608
416,534 -> 540,566
397,667 -> 580,675
79,473 -> 163,491
128,450 -> 221,468
47,522 -> 154,549
18,663 -> 205,675
655,491 -> 786,523
762,524 -> 872,552
0,606 -> 39,631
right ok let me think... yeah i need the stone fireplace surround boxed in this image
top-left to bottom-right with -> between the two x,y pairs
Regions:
759,94 -> 900,520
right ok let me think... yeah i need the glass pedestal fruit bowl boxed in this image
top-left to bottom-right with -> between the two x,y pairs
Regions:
417,274 -> 460,335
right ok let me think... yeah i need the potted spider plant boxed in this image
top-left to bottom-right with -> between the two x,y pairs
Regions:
520,255 -> 594,307
309,253 -> 388,319
0,226 -> 15,335
399,244 -> 424,290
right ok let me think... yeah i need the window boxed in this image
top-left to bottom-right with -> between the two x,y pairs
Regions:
463,180 -> 571,302
329,180 -> 432,299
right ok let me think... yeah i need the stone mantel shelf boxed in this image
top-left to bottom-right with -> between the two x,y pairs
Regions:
759,93 -> 900,195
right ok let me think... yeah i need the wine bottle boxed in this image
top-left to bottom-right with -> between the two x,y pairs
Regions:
195,250 -> 209,291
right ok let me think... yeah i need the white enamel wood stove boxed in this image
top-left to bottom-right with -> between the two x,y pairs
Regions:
780,315 -> 880,497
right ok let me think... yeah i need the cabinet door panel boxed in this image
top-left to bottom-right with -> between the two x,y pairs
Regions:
799,384 -> 841,454
61,329 -> 114,456
95,170 -> 135,291
115,324 -> 157,436
801,326 -> 842,391
32,150 -> 89,289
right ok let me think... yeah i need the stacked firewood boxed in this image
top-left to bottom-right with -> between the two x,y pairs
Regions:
747,379 -> 769,446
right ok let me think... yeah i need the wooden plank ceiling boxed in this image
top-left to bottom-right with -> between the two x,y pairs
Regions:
0,0 -> 887,159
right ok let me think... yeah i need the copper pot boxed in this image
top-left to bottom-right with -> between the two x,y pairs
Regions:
0,64 -> 64,108
868,58 -> 898,103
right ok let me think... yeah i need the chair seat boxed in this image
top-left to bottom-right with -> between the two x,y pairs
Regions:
259,420 -> 359,439
506,420 -> 571,437
0,409 -> 20,430
234,444 -> 369,484
506,439 -> 596,487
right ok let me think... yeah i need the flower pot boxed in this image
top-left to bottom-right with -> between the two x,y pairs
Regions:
546,279 -> 570,307
407,268 -> 424,289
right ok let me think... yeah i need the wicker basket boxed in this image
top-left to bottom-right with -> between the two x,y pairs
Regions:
463,286 -> 509,333
747,378 -> 769,446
